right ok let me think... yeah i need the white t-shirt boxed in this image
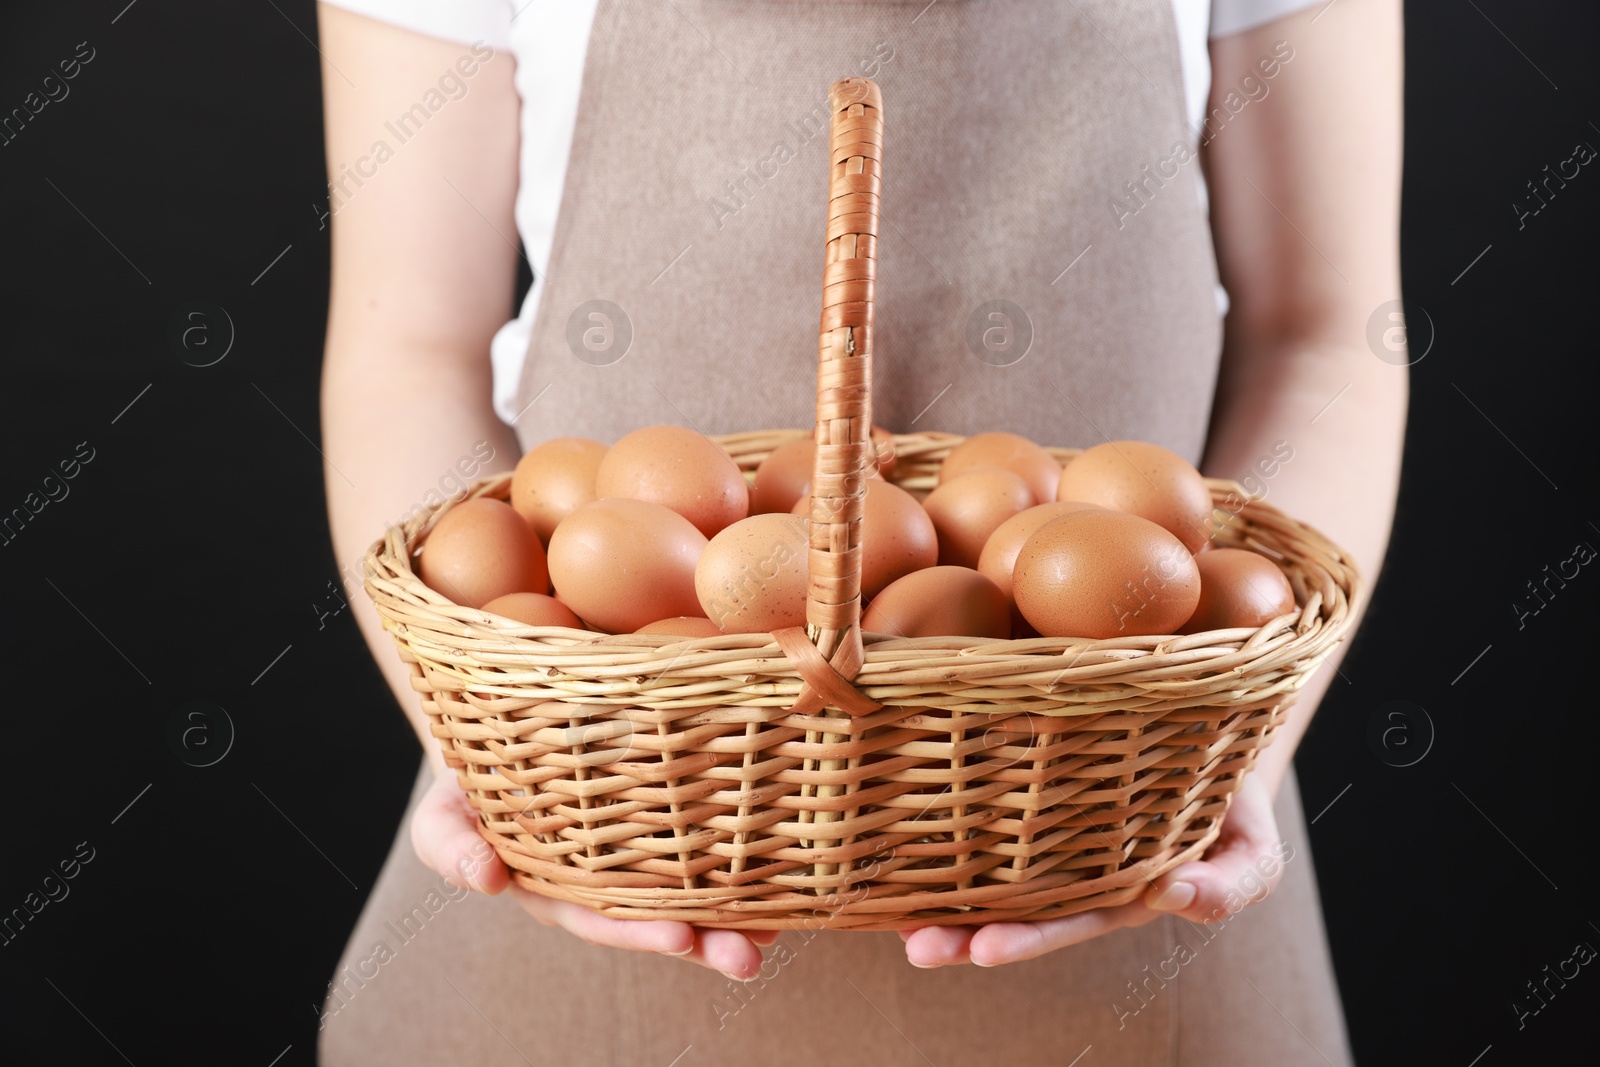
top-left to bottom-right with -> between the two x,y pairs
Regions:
323,0 -> 1318,425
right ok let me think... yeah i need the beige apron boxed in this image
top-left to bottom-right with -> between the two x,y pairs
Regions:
323,3 -> 1354,1063
509,0 -> 1222,465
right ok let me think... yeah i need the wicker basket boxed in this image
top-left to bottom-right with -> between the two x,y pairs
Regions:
363,78 -> 1360,932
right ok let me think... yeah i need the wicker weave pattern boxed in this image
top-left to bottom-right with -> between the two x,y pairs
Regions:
789,78 -> 885,880
363,434 -> 1356,930
808,78 -> 880,650
360,79 -> 1360,930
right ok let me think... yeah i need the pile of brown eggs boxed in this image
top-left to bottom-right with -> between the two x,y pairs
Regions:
415,427 -> 1296,642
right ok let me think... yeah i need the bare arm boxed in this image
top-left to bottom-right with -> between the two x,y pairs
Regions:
1199,0 -> 1408,798
317,4 -> 521,773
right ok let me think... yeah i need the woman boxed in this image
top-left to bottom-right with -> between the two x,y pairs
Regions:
317,1 -> 1405,1063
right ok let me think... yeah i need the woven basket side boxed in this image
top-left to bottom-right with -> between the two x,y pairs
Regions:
360,434 -> 1360,928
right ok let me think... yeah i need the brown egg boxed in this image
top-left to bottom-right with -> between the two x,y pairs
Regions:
510,437 -> 607,543
695,513 -> 810,633
1056,440 -> 1214,554
940,432 -> 1062,505
418,498 -> 548,608
792,477 -> 937,598
977,501 -> 1103,606
594,425 -> 749,538
1014,509 -> 1199,638
636,616 -> 725,638
546,498 -> 707,633
862,567 -> 1011,640
480,592 -> 585,630
750,439 -> 815,515
1181,548 -> 1296,633
922,469 -> 1034,569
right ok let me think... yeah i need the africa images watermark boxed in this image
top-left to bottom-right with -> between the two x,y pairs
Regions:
315,837 -> 496,1030
331,439 -> 498,597
711,837 -> 897,1030
1512,933 -> 1595,1031
705,41 -> 893,230
1113,838 -> 1296,1029
1,39 -> 96,148
2,441 -> 97,548
1107,439 -> 1295,634
316,41 -> 497,229
1511,529 -> 1594,631
698,515 -> 807,630
1110,40 -> 1295,231
1,841 -> 97,948
1511,135 -> 1596,231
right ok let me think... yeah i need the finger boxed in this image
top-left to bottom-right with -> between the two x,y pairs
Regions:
903,925 -> 974,968
1146,854 -> 1277,925
510,889 -> 697,956
675,928 -> 767,981
743,929 -> 783,947
1145,778 -> 1283,924
409,774 -> 509,895
966,900 -> 1158,967
508,892 -> 769,979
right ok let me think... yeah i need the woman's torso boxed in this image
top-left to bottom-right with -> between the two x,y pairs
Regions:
318,2 -> 1349,1063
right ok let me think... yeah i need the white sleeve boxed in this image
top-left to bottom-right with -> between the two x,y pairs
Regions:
318,0 -> 512,48
1209,0 -> 1322,39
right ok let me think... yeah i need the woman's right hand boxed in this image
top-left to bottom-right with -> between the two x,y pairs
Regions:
410,771 -> 777,980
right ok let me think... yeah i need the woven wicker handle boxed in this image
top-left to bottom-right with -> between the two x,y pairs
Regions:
805,78 -> 882,672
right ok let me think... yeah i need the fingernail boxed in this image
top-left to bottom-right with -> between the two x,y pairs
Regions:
664,945 -> 694,957
909,959 -> 937,969
973,959 -> 995,968
1149,881 -> 1196,911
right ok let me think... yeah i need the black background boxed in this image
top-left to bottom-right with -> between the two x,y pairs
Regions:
1,2 -> 1596,1064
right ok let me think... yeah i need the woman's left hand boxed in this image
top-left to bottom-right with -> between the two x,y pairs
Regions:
899,773 -> 1289,968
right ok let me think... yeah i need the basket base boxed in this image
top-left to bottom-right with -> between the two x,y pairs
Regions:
501,817 -> 1225,932
464,696 -> 1287,931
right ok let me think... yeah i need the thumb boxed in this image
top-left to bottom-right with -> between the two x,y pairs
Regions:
409,772 -> 510,895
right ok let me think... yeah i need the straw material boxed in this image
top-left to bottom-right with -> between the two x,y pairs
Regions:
790,78 -> 884,878
361,79 -> 1361,930
363,433 -> 1357,930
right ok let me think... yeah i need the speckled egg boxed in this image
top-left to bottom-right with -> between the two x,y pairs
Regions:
595,425 -> 749,538
1056,440 -> 1214,554
940,432 -> 1062,505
